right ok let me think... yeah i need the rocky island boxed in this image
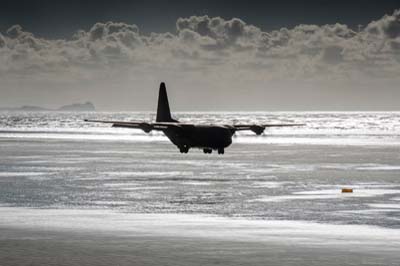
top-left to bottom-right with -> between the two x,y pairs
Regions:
0,102 -> 96,111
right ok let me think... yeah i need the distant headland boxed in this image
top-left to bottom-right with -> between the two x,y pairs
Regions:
0,102 -> 96,112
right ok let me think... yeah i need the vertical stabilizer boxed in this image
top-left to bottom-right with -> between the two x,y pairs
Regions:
156,82 -> 177,122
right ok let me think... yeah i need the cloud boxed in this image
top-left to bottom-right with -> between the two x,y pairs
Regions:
366,9 -> 400,38
0,33 -> 5,48
1,10 -> 400,79
0,10 -> 400,110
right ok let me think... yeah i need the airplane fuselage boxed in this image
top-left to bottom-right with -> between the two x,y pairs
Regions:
163,125 -> 233,153
85,82 -> 303,154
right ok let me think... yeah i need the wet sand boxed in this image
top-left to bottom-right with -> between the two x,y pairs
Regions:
1,132 -> 400,265
1,228 -> 397,266
1,208 -> 400,266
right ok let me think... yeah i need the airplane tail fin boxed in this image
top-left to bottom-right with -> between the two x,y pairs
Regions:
156,82 -> 178,122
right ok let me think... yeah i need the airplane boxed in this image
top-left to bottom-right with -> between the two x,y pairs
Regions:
85,82 -> 304,154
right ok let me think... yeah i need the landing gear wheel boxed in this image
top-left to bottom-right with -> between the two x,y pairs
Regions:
203,148 -> 212,154
217,148 -> 224,154
179,146 -> 189,153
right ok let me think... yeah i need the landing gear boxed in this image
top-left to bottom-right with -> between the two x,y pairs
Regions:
203,148 -> 212,154
180,146 -> 224,154
179,145 -> 189,153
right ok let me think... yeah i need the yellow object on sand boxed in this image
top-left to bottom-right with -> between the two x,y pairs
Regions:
342,188 -> 353,193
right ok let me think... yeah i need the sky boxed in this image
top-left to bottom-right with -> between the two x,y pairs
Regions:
0,0 -> 400,111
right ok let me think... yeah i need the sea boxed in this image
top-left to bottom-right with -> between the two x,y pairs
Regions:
0,111 -> 400,224
0,111 -> 399,229
1,110 -> 400,266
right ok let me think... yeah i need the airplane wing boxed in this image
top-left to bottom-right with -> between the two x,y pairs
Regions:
232,123 -> 305,135
85,119 -> 304,135
84,119 -> 182,133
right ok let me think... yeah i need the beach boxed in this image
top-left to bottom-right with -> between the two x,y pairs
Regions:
0,111 -> 400,265
1,208 -> 400,266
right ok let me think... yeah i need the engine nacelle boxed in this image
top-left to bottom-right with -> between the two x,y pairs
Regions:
140,123 -> 153,133
250,125 -> 265,135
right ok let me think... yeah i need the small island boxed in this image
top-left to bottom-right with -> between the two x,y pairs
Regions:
58,102 -> 96,111
0,102 -> 96,112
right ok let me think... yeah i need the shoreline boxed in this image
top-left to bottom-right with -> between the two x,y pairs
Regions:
1,207 -> 400,266
1,207 -> 400,246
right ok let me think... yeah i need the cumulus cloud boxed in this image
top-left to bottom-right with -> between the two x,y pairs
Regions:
0,10 -> 400,110
0,33 -> 5,48
366,9 -> 400,38
1,10 -> 400,79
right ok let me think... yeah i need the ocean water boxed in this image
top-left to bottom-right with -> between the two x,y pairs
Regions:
0,111 -> 400,229
1,111 -> 400,144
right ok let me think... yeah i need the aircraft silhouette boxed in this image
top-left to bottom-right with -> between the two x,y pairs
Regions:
85,82 -> 303,154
